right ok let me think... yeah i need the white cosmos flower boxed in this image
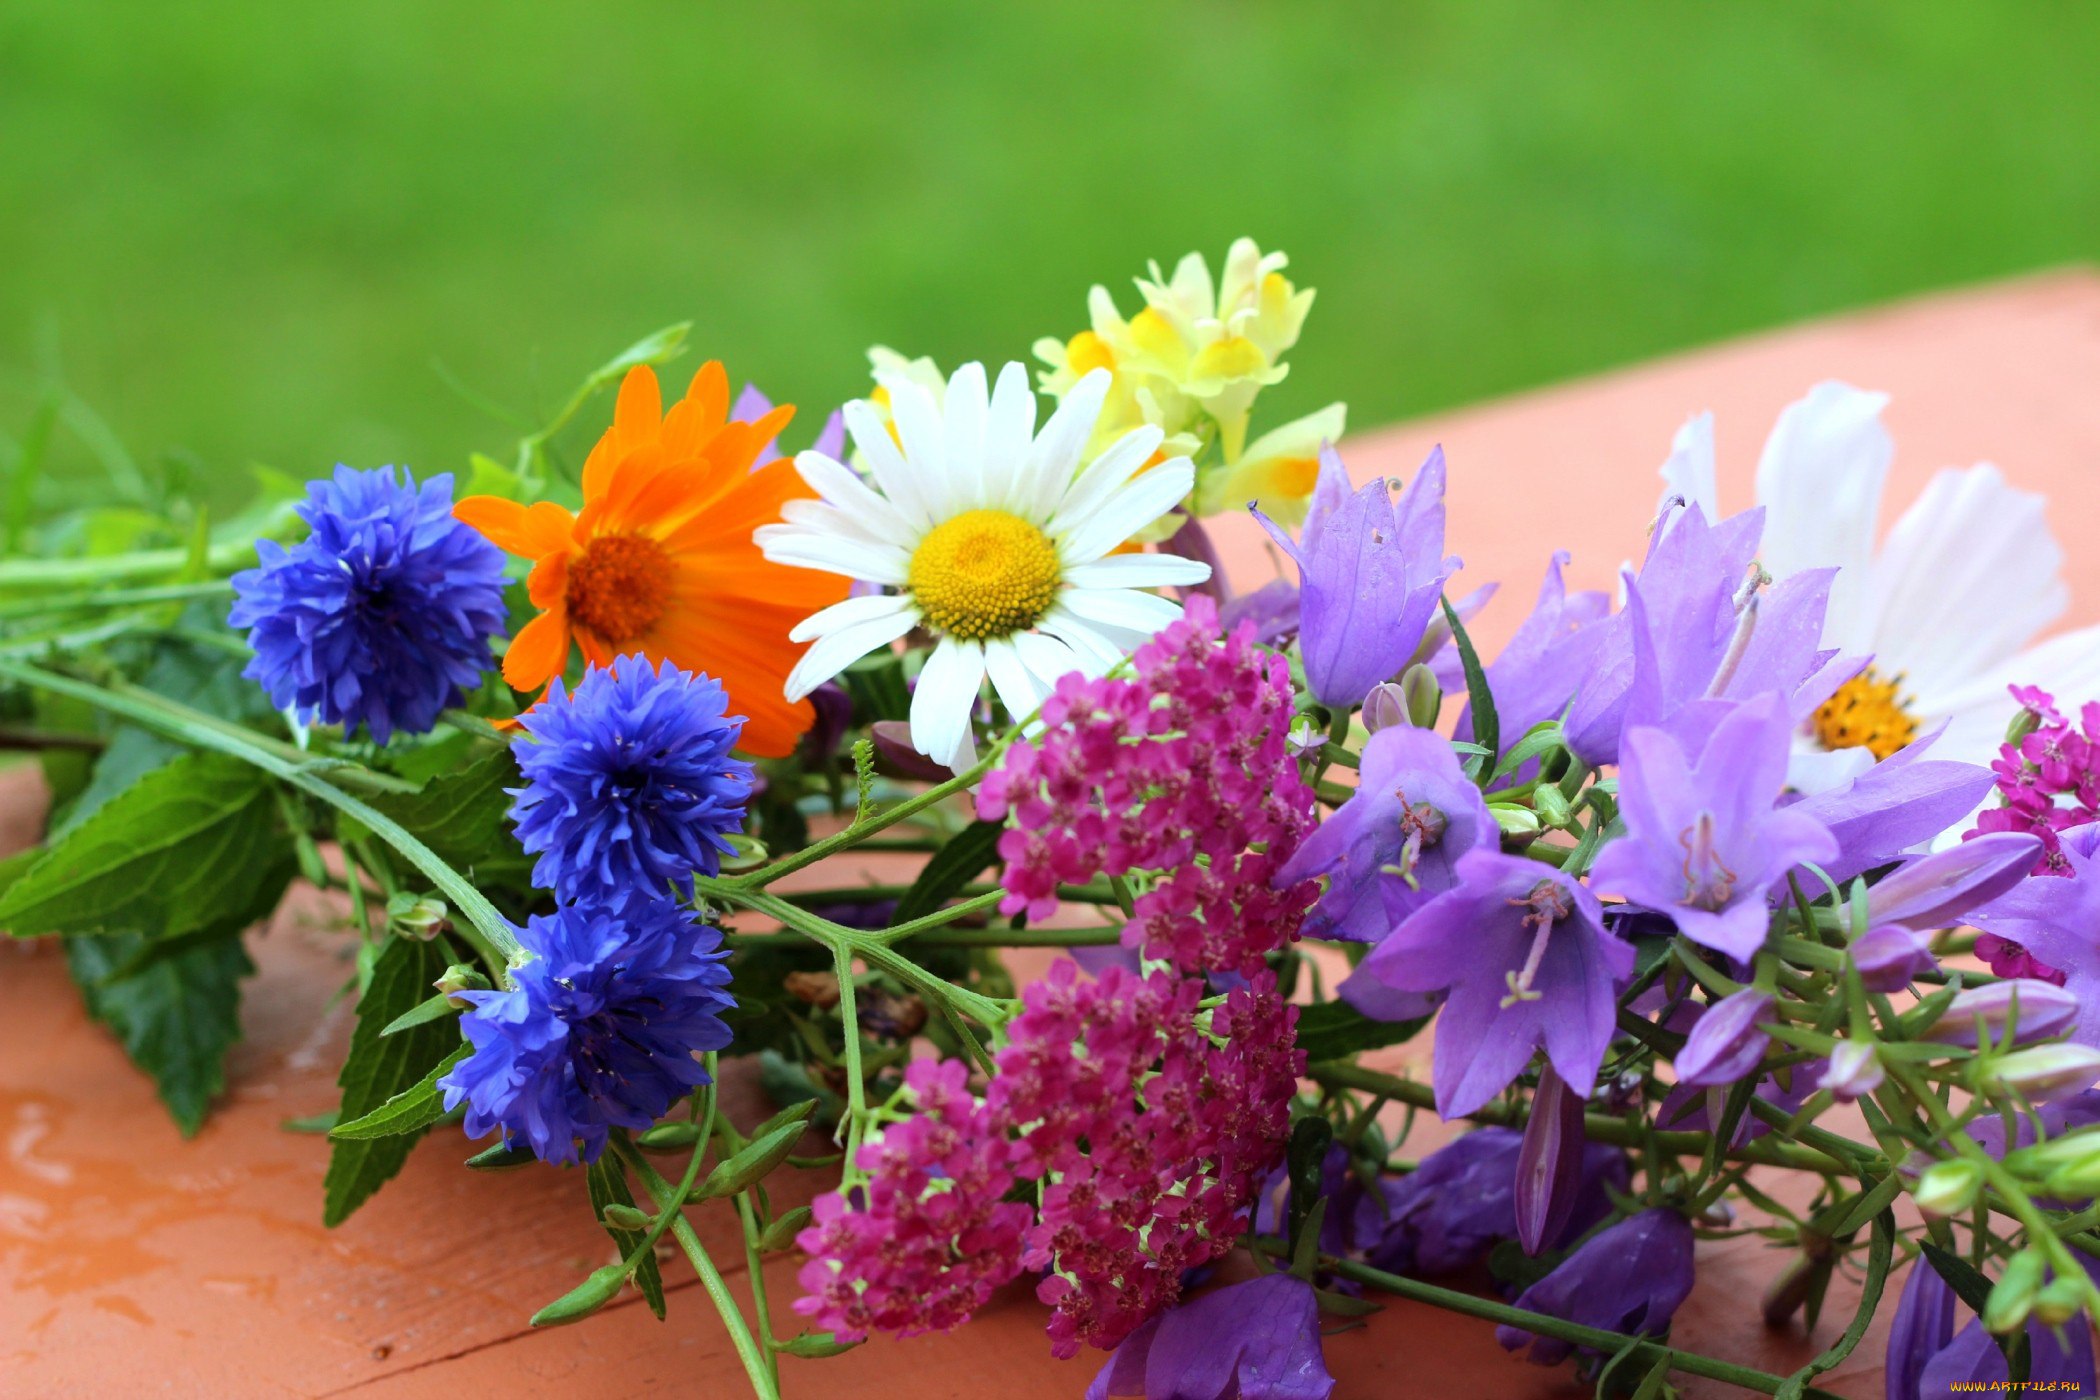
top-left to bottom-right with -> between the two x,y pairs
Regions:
1660,381 -> 2100,788
755,360 -> 1211,770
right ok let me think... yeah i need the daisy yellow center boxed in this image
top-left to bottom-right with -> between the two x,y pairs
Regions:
907,509 -> 1061,642
1812,667 -> 1919,761
567,533 -> 673,643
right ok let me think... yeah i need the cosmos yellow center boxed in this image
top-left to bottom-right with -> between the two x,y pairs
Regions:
1812,667 -> 1920,761
907,509 -> 1061,642
566,533 -> 673,643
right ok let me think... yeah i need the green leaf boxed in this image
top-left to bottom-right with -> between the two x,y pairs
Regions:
329,1043 -> 469,1140
323,936 -> 460,1226
1440,594 -> 1498,778
466,1140 -> 537,1171
282,1110 -> 340,1134
586,1157 -> 667,1319
362,747 -> 523,879
380,989 -> 462,1037
839,651 -> 912,724
1293,1000 -> 1431,1063
1921,1240 -> 1996,1315
0,750 -> 294,941
66,925 -> 254,1135
890,819 -> 1005,927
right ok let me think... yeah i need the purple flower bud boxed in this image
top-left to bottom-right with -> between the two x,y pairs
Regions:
1924,980 -> 2081,1048
1870,832 -> 2044,930
1820,1041 -> 1885,1102
1675,990 -> 1774,1088
1361,681 -> 1409,733
1496,1210 -> 1695,1366
870,719 -> 954,782
802,680 -> 853,759
1516,1065 -> 1586,1256
1851,924 -> 1937,993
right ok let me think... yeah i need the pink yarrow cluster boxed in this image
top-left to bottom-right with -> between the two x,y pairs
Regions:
792,1059 -> 1032,1341
988,961 -> 1304,1357
977,595 -> 1318,976
1971,685 -> 2100,983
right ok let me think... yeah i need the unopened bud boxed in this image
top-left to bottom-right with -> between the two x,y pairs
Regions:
1924,980 -> 2080,1048
1819,1041 -> 1884,1103
1361,681 -> 1409,734
2006,705 -> 2046,747
718,833 -> 769,873
1533,783 -> 1573,829
1984,1251 -> 2047,1335
387,894 -> 449,941
1286,714 -> 1323,758
1849,924 -> 1935,994
1675,990 -> 1773,1089
1911,1159 -> 1985,1218
1399,663 -> 1442,729
2032,1273 -> 2088,1327
1984,1044 -> 2100,1102
2009,1129 -> 2100,1199
434,963 -> 490,1007
599,1202 -> 650,1232
1490,803 -> 1541,838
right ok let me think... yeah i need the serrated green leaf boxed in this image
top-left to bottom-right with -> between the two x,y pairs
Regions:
890,820 -> 1004,928
329,1043 -> 468,1140
323,936 -> 459,1225
380,990 -> 461,1037
1292,1000 -> 1431,1063
0,751 -> 293,941
66,925 -> 253,1135
363,747 -> 522,878
586,1157 -> 667,1320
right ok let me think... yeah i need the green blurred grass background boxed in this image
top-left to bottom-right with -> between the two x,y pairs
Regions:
4,2 -> 2098,512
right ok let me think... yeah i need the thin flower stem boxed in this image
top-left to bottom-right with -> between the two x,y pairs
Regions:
735,1191 -> 780,1385
619,1142 -> 780,1400
0,577 -> 236,620
832,940 -> 871,1154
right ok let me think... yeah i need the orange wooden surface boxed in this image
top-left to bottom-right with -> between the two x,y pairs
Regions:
7,269 -> 2100,1397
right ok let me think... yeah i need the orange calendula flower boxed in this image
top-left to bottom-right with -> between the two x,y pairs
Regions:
455,362 -> 847,758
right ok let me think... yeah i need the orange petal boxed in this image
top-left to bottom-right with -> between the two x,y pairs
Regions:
613,365 -> 663,452
454,497 -> 574,558
502,607 -> 571,691
685,361 -> 730,433
526,552 -> 569,609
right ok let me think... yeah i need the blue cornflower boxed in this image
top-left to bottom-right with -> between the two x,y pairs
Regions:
437,897 -> 736,1165
229,465 -> 508,744
511,655 -> 755,904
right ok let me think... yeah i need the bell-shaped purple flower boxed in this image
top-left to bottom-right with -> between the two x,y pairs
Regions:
1496,1209 -> 1697,1366
1086,1274 -> 1335,1400
1674,989 -> 1774,1088
1783,736 -> 1996,885
1253,444 -> 1456,711
1341,849 -> 1634,1117
1369,1127 -> 1625,1276
1276,725 -> 1492,945
1886,1257 -> 2097,1399
1972,824 -> 2100,1046
1454,551 -> 1611,755
1590,692 -> 1839,961
1516,1066 -> 1589,1256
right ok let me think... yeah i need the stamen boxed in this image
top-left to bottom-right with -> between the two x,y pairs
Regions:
1501,880 -> 1573,1008
1678,812 -> 1738,910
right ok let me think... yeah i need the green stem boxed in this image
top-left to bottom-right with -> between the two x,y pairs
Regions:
0,578 -> 236,620
0,540 -> 257,590
0,657 -> 519,963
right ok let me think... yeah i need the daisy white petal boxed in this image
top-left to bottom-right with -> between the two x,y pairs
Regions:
793,451 -> 919,546
788,591 -> 915,644
783,604 -> 919,701
1016,367 -> 1110,522
887,376 -> 955,517
982,637 -> 1047,721
910,636 -> 986,769
985,361 -> 1038,484
755,527 -> 909,585
1062,552 -> 1213,590
844,398 -> 935,531
942,361 -> 989,510
1049,425 -> 1167,537
1753,381 -> 1891,652
1059,586 -> 1183,640
1038,606 -> 1129,672
1055,459 -> 1197,565
1012,627 -> 1088,689
776,497 -> 916,554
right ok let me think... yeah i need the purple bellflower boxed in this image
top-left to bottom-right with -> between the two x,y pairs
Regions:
1341,849 -> 1634,1118
1590,693 -> 1839,962
1674,989 -> 1774,1089
1782,735 -> 1997,885
1971,824 -> 2100,1045
1367,1126 -> 1626,1277
1253,444 -> 1457,712
731,381 -> 846,465
229,465 -> 507,744
1886,1243 -> 2098,1398
1086,1273 -> 1335,1400
1275,725 -> 1492,944
1496,1209 -> 1697,1366
1454,551 -> 1610,756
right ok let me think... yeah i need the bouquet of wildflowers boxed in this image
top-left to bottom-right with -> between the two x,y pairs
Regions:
8,239 -> 2100,1400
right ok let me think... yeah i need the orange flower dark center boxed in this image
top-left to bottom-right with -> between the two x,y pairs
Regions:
567,533 -> 673,643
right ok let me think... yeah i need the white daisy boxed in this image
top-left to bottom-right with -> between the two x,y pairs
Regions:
1659,381 -> 2100,786
755,360 -> 1211,770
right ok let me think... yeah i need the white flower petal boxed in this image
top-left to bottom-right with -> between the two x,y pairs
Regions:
1050,426 -> 1167,538
1062,552 -> 1213,590
787,591 -> 914,644
1785,739 -> 1876,796
910,636 -> 985,770
985,361 -> 1039,488
793,451 -> 919,547
773,498 -> 917,556
1753,381 -> 1891,652
843,398 -> 934,531
887,376 -> 956,519
1871,464 -> 2069,708
1919,622 -> 2100,756
1038,606 -> 1130,672
1014,368 -> 1110,522
783,605 -> 920,700
982,637 -> 1047,722
1656,410 -> 1719,520
1012,627 -> 1090,689
941,361 -> 988,511
755,527 -> 910,586
1058,586 -> 1183,643
1055,460 -> 1196,565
